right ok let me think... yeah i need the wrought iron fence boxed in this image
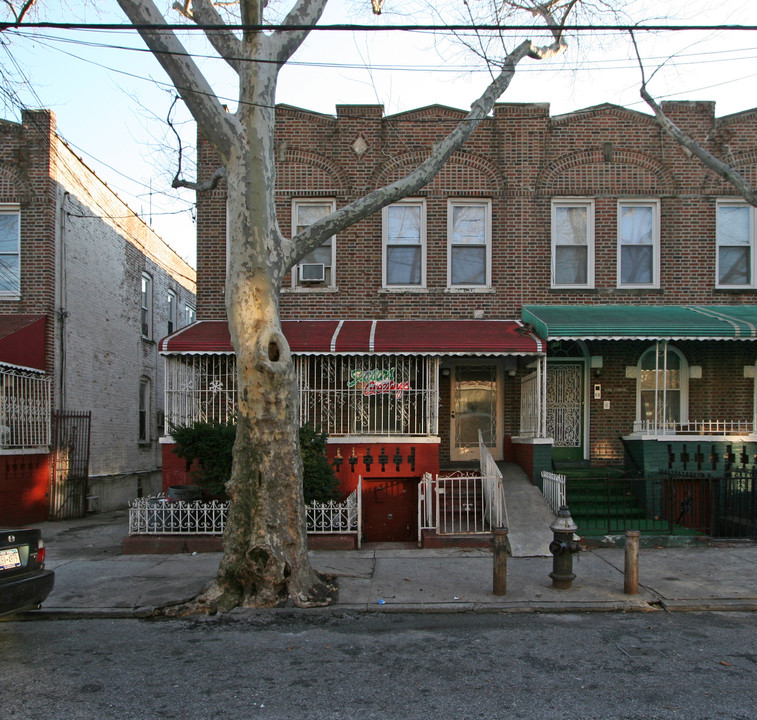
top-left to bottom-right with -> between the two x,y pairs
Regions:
0,367 -> 52,448
129,487 -> 362,544
541,471 -> 567,515
718,468 -> 757,539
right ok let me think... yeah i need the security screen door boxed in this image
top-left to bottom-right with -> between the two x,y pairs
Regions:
451,363 -> 502,461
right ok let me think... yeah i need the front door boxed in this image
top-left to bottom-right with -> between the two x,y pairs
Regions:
361,478 -> 417,542
546,362 -> 585,462
450,363 -> 502,462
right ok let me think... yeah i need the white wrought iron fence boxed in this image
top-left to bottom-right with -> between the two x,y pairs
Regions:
632,419 -> 755,436
479,430 -> 509,532
129,487 -> 362,544
541,471 -> 567,515
305,477 -> 362,548
0,366 -> 52,449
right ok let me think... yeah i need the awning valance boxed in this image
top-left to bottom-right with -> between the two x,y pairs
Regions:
0,315 -> 47,372
160,319 -> 544,356
523,305 -> 757,341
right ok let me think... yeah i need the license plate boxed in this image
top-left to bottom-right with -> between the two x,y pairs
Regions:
0,547 -> 21,570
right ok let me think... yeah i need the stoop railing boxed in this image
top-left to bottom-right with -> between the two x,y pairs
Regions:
305,477 -> 362,548
541,471 -> 567,515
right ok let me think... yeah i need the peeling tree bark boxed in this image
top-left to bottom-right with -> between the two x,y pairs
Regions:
116,0 -> 573,611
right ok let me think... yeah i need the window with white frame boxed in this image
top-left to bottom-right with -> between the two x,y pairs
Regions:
618,200 -> 660,287
383,200 -> 426,288
141,273 -> 153,339
167,290 -> 177,335
551,199 -> 594,288
448,200 -> 491,288
139,376 -> 151,442
637,344 -> 688,432
292,199 -> 336,287
185,304 -> 196,324
717,201 -> 755,288
0,206 -> 21,296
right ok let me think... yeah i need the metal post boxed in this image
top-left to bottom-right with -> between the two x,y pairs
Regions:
493,527 -> 508,596
624,529 -> 640,595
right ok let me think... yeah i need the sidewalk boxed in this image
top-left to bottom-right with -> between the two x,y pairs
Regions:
24,510 -> 757,618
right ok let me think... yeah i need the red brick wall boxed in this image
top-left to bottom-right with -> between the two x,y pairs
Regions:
0,453 -> 50,526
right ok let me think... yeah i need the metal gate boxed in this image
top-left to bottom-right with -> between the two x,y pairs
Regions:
546,363 -> 583,449
48,411 -> 92,520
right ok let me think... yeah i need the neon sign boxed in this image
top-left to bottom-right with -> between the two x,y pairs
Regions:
348,367 -> 411,399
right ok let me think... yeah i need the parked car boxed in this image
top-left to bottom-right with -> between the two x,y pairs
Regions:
0,529 -> 55,618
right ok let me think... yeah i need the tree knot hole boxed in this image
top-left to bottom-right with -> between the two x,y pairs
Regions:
268,340 -> 280,362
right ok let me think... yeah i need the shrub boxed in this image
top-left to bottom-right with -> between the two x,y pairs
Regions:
170,420 -> 340,504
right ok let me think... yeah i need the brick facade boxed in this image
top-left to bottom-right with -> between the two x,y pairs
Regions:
0,110 -> 196,523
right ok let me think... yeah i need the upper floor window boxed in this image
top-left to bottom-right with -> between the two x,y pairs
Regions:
139,376 -> 151,443
185,304 -> 196,324
618,200 -> 660,288
717,201 -> 755,288
0,206 -> 21,296
167,289 -> 177,335
383,200 -> 426,288
292,200 -> 336,288
551,199 -> 594,288
448,200 -> 491,288
141,273 -> 153,339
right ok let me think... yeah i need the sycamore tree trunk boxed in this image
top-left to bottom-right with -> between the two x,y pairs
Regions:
116,0 -> 574,613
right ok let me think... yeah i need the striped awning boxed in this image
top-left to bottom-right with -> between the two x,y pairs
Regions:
159,319 -> 544,356
522,305 -> 757,341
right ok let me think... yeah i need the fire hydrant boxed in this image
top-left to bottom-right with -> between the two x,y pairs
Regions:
549,505 -> 580,589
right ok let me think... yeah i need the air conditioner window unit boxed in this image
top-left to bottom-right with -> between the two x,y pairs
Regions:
299,263 -> 325,282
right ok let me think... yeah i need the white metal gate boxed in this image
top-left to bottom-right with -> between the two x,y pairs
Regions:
546,363 -> 583,448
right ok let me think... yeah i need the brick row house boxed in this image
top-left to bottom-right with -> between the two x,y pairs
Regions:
160,100 -> 757,542
0,109 -> 196,525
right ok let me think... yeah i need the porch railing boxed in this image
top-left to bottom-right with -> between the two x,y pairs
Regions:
0,367 -> 52,449
633,419 -> 755,437
541,471 -> 567,515
417,432 -> 506,542
129,486 -> 362,545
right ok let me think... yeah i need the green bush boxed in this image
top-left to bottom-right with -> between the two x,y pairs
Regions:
170,420 -> 340,504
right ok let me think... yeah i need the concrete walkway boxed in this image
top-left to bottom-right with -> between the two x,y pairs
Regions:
12,509 -> 757,619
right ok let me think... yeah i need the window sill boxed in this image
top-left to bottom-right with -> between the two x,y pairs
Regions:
0,293 -> 21,301
378,287 -> 429,294
714,287 -> 757,294
444,286 -> 495,294
282,286 -> 339,294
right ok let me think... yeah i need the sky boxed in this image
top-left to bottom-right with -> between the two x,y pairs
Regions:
3,0 -> 757,267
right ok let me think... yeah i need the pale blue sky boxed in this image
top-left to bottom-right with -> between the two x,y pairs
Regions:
3,0 -> 757,266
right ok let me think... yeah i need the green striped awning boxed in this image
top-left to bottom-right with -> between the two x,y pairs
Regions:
522,305 -> 757,341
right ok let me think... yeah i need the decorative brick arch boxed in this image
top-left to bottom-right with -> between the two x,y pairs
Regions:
702,150 -> 757,195
0,164 -> 34,204
371,150 -> 505,194
276,150 -> 349,197
536,149 -> 676,196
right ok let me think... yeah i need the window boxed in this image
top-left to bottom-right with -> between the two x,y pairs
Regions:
618,200 -> 660,288
139,376 -> 151,442
167,290 -> 177,335
140,273 -> 153,339
551,199 -> 594,288
292,200 -> 336,288
383,200 -> 426,288
637,344 -> 688,432
448,200 -> 491,288
717,201 -> 755,288
0,206 -> 21,295
185,304 -> 196,324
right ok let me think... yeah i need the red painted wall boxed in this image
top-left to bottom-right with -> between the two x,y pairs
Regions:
0,453 -> 50,526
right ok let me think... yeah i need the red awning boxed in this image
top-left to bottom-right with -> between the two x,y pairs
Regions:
160,319 -> 543,356
0,315 -> 47,372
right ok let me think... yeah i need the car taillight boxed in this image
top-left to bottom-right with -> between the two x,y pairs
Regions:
36,540 -> 46,565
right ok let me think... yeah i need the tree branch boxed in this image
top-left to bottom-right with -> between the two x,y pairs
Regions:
176,0 -> 244,73
286,38 -> 547,268
116,0 -> 237,160
631,31 -> 757,207
268,0 -> 329,66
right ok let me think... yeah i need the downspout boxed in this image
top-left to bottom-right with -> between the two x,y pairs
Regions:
57,192 -> 70,412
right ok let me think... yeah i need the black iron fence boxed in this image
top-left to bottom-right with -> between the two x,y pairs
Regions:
48,410 -> 92,520
566,469 -> 757,539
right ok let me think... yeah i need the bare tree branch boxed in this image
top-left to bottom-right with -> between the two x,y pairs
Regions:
630,31 -> 757,207
116,0 -> 238,160
177,0 -> 245,73
2,0 -> 38,23
268,0 -> 329,66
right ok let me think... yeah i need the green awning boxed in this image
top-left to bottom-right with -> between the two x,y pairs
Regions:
522,305 -> 757,341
